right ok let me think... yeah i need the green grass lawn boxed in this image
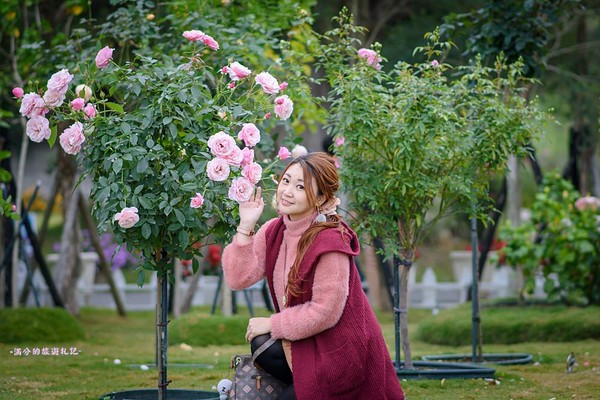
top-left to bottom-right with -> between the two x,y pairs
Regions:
1,306 -> 599,399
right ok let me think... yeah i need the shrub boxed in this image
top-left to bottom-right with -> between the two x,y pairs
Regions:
417,303 -> 600,346
169,314 -> 249,347
0,307 -> 85,344
500,174 -> 600,305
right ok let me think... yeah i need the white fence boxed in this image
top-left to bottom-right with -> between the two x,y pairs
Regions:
20,250 -> 548,312
21,254 -> 268,312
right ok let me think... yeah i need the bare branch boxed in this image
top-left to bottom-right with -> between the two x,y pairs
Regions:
365,0 -> 410,46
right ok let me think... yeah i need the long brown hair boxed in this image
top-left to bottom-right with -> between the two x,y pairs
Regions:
277,152 -> 343,298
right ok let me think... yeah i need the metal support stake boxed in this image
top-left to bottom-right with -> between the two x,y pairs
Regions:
393,255 -> 401,371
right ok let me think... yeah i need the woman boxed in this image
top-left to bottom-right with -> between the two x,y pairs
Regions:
222,152 -> 404,400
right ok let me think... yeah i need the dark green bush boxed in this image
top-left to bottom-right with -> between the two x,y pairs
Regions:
417,303 -> 600,345
169,313 -> 249,347
0,307 -> 85,343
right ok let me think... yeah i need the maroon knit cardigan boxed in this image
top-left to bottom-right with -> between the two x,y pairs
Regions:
265,217 -> 404,400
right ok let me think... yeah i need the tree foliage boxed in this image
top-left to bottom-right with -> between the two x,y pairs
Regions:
316,10 -> 548,258
440,0 -> 579,77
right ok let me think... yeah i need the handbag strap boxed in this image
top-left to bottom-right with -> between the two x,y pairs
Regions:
252,337 -> 277,364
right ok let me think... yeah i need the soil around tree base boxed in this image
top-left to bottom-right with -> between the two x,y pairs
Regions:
395,360 -> 496,379
99,389 -> 219,400
420,353 -> 533,365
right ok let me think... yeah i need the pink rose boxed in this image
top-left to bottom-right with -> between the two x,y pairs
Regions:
291,144 -> 308,158
228,82 -> 235,89
26,116 -> 51,143
47,69 -> 74,95
274,95 -> 293,120
278,146 -> 291,160
241,147 -> 254,167
334,156 -> 341,169
431,60 -> 440,68
71,97 -> 85,111
12,87 -> 24,99
227,61 -> 251,81
357,48 -> 382,70
114,207 -> 139,229
190,193 -> 204,209
183,30 -> 205,42
201,34 -> 219,50
19,93 -> 46,118
221,66 -> 228,74
264,112 -> 272,120
334,137 -> 345,147
206,157 -> 231,181
238,123 -> 261,147
207,131 -> 237,158
575,196 -> 600,211
279,81 -> 288,91
255,72 -> 280,94
59,121 -> 85,155
223,146 -> 244,166
228,177 -> 255,203
95,46 -> 114,69
242,162 -> 263,185
42,89 -> 65,107
84,103 -> 97,119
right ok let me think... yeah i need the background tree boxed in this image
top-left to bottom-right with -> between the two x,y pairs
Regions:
442,0 -> 599,195
315,9 -> 549,369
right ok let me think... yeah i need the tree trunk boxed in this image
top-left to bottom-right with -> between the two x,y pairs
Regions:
156,253 -> 170,400
362,237 -> 391,310
53,187 -> 81,316
398,259 -> 412,369
506,155 -> 521,226
78,193 -> 127,316
11,118 -> 29,308
573,12 -> 598,197
180,255 -> 205,315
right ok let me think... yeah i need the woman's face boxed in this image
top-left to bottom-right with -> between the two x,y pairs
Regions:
277,163 -> 320,221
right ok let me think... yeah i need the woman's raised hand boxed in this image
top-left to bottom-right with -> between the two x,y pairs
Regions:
238,186 -> 264,230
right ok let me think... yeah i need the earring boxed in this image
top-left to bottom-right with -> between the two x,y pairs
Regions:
315,206 -> 326,223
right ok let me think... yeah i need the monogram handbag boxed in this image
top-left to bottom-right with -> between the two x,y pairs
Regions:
229,337 -> 287,399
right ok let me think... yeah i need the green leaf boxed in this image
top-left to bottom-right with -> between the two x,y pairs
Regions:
138,196 -> 152,209
0,170 -> 11,182
136,269 -> 146,287
137,158 -> 149,173
178,230 -> 189,250
174,209 -> 186,226
168,123 -> 177,138
106,102 -> 124,114
192,257 -> 200,274
48,125 -> 57,148
141,223 -> 152,239
112,158 -> 123,174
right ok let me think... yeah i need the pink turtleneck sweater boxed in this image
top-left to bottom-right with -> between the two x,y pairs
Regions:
222,213 -> 350,340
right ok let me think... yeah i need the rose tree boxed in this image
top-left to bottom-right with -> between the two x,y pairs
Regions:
16,31 -> 293,275
14,29 -> 294,397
